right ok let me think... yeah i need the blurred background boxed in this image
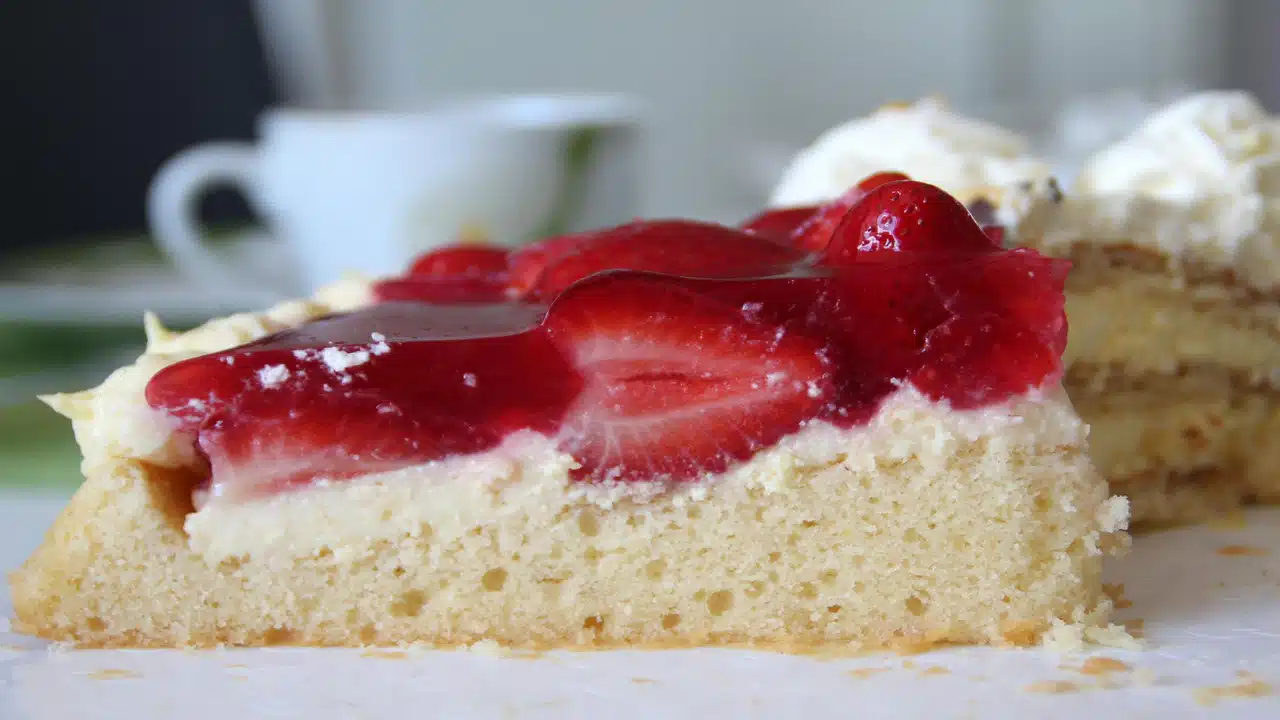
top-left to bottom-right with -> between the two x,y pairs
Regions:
1,0 -> 1277,488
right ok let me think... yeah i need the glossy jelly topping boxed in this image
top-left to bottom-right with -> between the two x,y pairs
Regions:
506,219 -> 806,299
146,178 -> 1069,502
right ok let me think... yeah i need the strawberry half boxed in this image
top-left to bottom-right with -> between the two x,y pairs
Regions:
822,180 -> 999,265
378,244 -> 513,304
544,272 -> 830,483
147,302 -> 580,500
505,234 -> 590,298
408,245 -> 510,279
373,276 -> 511,304
508,220 -> 805,300
790,172 -> 911,253
196,395 -> 482,503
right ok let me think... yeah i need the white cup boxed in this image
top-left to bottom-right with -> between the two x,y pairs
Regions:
147,94 -> 642,296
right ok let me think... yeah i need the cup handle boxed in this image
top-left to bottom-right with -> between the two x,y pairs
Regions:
146,142 -> 274,291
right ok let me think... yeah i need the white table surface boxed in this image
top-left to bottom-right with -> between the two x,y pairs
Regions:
2,491 -> 1278,719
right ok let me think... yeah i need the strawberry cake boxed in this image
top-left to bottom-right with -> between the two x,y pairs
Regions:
11,179 -> 1128,649
773,94 -> 1280,527
1014,91 -> 1280,525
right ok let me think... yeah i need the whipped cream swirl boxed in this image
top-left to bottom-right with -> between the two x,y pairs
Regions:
1065,91 -> 1280,289
770,99 -> 1051,210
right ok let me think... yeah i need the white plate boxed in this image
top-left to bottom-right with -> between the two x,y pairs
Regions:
0,233 -> 294,325
2,493 -> 1278,719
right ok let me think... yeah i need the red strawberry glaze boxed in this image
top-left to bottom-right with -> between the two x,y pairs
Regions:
506,220 -> 805,300
146,179 -> 1071,501
740,205 -> 818,241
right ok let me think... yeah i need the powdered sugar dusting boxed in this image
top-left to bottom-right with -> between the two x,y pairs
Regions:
257,364 -> 290,389
321,347 -> 371,373
370,332 -> 391,356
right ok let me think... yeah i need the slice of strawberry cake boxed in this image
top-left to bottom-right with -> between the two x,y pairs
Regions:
11,179 -> 1128,650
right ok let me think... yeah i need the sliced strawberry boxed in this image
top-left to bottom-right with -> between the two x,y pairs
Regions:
791,172 -> 911,253
196,396 -> 484,503
506,233 -> 599,297
149,198 -> 1070,500
508,220 -> 805,300
147,302 -> 580,499
544,273 -> 830,482
382,244 -> 513,303
373,275 -> 512,304
822,180 -> 999,265
408,245 -> 510,279
983,225 -> 1006,246
740,205 -> 818,242
680,265 -> 949,422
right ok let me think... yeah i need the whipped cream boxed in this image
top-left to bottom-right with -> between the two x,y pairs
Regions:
1029,91 -> 1280,290
42,276 -> 374,474
770,99 -> 1052,214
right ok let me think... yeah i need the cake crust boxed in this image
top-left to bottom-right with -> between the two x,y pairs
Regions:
11,417 -> 1124,650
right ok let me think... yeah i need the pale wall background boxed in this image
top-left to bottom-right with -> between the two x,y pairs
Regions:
254,0 -> 1244,220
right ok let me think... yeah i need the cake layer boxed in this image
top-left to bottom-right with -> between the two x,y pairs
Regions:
1049,244 -> 1280,381
1014,194 -> 1280,525
1067,362 -> 1280,526
10,391 -> 1127,649
1113,468 -> 1273,529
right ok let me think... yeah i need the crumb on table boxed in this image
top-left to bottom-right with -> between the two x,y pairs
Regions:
1102,583 -> 1133,609
1193,672 -> 1273,706
360,649 -> 409,660
1075,657 -> 1132,676
1024,680 -> 1080,694
1216,545 -> 1269,557
87,669 -> 140,680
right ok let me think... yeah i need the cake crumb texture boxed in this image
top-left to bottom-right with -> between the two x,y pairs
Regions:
10,418 -> 1120,649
